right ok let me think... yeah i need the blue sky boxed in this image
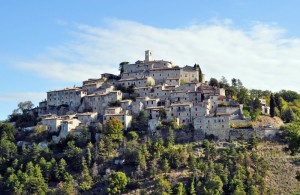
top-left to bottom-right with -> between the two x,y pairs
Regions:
1,0 -> 300,120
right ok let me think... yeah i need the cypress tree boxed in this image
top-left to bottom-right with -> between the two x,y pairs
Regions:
270,93 -> 276,117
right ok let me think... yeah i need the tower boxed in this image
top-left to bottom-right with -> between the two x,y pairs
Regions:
145,50 -> 153,62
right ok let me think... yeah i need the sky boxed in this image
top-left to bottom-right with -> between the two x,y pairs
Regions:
1,0 -> 300,120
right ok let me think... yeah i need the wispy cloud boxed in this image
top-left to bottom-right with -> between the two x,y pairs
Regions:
14,19 -> 300,92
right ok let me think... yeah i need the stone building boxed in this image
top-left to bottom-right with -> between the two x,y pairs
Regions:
118,77 -> 155,88
194,114 -> 231,140
47,87 -> 87,110
103,107 -> 132,130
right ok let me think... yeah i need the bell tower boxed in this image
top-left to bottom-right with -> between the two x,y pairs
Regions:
145,50 -> 152,62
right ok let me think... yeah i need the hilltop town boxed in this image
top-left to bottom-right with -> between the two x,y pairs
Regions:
3,50 -> 300,195
34,50 -> 272,143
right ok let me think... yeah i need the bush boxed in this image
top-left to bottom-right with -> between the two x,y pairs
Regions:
230,122 -> 253,129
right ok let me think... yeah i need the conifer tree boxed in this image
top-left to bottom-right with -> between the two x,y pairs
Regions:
161,158 -> 170,175
270,93 -> 276,117
167,127 -> 175,148
79,157 -> 93,191
189,176 -> 196,195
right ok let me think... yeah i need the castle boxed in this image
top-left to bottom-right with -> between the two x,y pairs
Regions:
38,50 -> 245,142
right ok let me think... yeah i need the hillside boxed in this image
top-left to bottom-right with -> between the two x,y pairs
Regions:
257,142 -> 300,195
252,116 -> 284,128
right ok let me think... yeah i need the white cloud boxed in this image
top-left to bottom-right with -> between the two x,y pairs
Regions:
14,19 -> 300,92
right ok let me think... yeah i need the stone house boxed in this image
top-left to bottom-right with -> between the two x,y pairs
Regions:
179,65 -> 199,83
40,116 -> 62,133
76,112 -> 98,125
103,114 -> 132,130
82,82 -> 103,95
170,90 -> 190,103
165,78 -> 180,86
144,98 -> 160,108
194,114 -> 231,140
120,100 -> 132,110
145,106 -> 168,120
52,117 -> 81,142
82,90 -> 122,114
118,77 -> 155,88
47,87 -> 87,110
134,87 -> 151,97
169,102 -> 193,125
260,98 -> 270,115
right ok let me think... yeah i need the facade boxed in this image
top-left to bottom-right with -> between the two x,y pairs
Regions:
47,87 -> 86,109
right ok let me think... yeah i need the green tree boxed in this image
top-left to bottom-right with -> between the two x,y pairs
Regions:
107,171 -> 128,194
226,86 -> 238,98
278,90 -> 300,102
219,76 -> 229,88
127,131 -> 139,141
189,176 -> 196,195
283,121 -> 300,154
24,162 -> 48,195
105,117 -> 124,143
270,93 -> 276,117
38,157 -> 52,182
203,175 -> 223,195
167,127 -> 175,148
237,88 -> 250,104
0,123 -> 17,141
248,185 -> 259,195
64,141 -> 83,171
79,157 -> 93,191
137,150 -> 147,171
155,176 -> 172,194
4,173 -> 24,195
188,153 -> 197,171
161,158 -> 170,175
56,173 -> 76,195
232,78 -> 237,87
0,133 -> 17,164
159,108 -> 167,119
277,96 -> 288,115
209,78 -> 219,87
86,148 -> 92,167
58,158 -> 68,180
248,135 -> 258,150
282,108 -> 297,123
173,182 -> 186,195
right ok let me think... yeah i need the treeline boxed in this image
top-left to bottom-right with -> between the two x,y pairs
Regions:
209,76 -> 300,122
